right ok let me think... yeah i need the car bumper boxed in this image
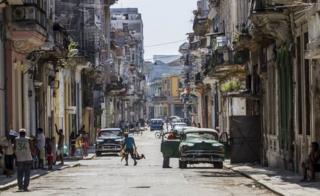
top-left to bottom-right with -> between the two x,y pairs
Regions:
95,145 -> 122,153
180,153 -> 224,163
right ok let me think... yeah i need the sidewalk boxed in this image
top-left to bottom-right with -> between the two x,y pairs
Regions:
0,153 -> 95,191
224,160 -> 320,196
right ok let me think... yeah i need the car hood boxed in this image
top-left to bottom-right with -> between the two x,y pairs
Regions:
97,136 -> 123,140
180,139 -> 223,148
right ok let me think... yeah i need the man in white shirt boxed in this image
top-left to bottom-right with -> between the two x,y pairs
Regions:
15,129 -> 33,192
1,135 -> 15,176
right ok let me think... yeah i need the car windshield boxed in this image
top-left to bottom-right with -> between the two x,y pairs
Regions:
151,120 -> 162,124
174,125 -> 187,130
185,132 -> 218,140
99,130 -> 121,137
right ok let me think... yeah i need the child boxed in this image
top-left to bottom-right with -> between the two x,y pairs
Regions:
29,137 -> 38,169
46,138 -> 53,170
75,134 -> 83,157
51,137 -> 57,165
82,133 -> 89,157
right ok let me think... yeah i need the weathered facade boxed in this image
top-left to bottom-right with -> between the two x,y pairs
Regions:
146,56 -> 184,120
106,8 -> 145,127
184,0 -> 320,172
0,0 -> 117,149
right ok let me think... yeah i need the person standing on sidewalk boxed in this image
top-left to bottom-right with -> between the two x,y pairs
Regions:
82,132 -> 89,157
14,129 -> 33,192
0,135 -> 15,177
36,128 -> 45,169
55,124 -> 64,165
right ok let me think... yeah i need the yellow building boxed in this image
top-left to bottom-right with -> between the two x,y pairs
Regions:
161,75 -> 183,117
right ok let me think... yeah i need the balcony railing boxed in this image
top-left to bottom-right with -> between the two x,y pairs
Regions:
12,4 -> 47,31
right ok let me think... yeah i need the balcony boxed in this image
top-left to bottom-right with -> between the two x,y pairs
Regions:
53,23 -> 69,53
10,2 -> 47,53
212,36 -> 228,51
195,72 -> 203,86
203,49 -> 249,79
105,76 -> 127,96
193,9 -> 209,37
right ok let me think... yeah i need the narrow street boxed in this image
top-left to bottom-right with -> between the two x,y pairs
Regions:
1,132 -> 275,196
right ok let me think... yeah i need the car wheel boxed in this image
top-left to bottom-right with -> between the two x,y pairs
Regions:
179,160 -> 187,169
214,162 -> 223,169
96,152 -> 101,157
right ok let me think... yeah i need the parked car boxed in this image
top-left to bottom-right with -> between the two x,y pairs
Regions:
95,128 -> 124,156
161,128 -> 225,169
149,119 -> 164,131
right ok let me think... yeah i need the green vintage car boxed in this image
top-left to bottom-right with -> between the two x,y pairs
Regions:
161,128 -> 225,169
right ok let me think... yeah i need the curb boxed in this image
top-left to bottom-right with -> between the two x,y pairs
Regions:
83,154 -> 96,160
64,154 -> 96,161
0,163 -> 81,191
224,164 -> 284,196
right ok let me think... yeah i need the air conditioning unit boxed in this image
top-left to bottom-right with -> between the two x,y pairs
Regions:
25,7 -> 36,20
12,7 -> 25,20
12,6 -> 37,21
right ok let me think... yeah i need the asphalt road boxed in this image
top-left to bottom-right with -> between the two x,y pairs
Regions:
1,131 -> 276,196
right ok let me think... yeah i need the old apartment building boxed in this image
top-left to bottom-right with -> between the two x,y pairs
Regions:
183,0 -> 320,173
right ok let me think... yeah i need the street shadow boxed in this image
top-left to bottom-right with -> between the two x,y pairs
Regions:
97,154 -> 120,157
184,166 -> 215,170
232,166 -> 320,190
196,170 -> 243,178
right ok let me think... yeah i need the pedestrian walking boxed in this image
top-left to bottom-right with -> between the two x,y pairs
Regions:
14,129 -> 33,192
55,124 -> 64,165
0,135 -> 15,177
36,128 -> 45,169
122,132 -> 137,166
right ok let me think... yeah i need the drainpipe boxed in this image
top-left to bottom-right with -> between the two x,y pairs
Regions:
1,10 -> 8,134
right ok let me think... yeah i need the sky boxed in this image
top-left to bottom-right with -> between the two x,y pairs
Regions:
111,0 -> 197,61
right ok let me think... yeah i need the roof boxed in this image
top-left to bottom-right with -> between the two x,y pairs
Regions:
183,128 -> 219,134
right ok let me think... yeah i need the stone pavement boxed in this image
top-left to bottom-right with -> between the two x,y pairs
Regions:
224,160 -> 320,196
0,153 -> 95,191
1,132 -> 276,196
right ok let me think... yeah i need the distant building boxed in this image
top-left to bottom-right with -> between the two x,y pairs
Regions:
146,56 -> 184,119
101,7 -> 145,126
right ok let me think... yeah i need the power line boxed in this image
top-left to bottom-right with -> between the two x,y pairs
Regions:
145,39 -> 187,48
